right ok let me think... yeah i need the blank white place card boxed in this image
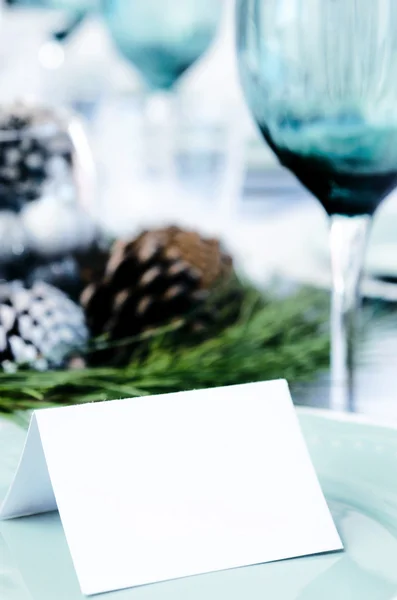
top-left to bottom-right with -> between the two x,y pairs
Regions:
0,380 -> 342,596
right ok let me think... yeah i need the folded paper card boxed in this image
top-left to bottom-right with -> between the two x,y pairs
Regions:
0,380 -> 342,596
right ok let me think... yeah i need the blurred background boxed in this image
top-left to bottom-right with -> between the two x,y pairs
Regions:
0,0 -> 396,415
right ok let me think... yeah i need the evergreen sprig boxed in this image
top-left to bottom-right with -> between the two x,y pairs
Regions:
0,287 -> 329,417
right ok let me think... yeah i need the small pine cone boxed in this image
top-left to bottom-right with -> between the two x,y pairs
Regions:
0,281 -> 88,371
80,226 -> 235,362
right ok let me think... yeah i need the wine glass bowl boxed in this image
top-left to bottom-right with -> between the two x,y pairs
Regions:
236,0 -> 397,409
102,0 -> 222,90
13,0 -> 98,10
237,0 -> 397,216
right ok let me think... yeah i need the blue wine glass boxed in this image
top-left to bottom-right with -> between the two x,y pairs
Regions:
237,0 -> 397,410
9,1 -> 99,70
10,0 -> 97,10
101,0 -> 222,91
100,0 -> 223,192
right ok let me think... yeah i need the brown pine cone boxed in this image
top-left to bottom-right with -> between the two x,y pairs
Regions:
80,226 -> 236,362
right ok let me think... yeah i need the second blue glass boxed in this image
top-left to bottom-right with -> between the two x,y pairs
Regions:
102,0 -> 222,91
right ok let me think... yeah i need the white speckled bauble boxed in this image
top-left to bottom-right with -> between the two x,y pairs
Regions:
0,280 -> 88,371
0,101 -> 97,267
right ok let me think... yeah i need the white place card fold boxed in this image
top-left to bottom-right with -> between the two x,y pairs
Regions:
0,380 -> 342,596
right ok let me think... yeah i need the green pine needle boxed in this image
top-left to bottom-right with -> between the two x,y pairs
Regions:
0,286 -> 330,417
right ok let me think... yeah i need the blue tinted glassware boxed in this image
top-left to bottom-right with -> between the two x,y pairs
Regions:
237,0 -> 397,410
99,0 -> 223,191
12,0 -> 97,10
12,1 -> 98,68
101,0 -> 222,91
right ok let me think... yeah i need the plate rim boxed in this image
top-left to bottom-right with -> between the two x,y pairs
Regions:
297,406 -> 397,432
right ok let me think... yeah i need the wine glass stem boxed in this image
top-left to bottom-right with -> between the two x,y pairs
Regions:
329,214 -> 371,412
143,90 -> 178,183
